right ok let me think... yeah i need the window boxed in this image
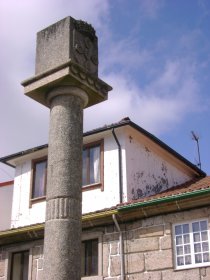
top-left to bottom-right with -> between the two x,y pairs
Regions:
81,239 -> 98,277
31,157 -> 47,199
173,219 -> 210,269
82,141 -> 103,189
10,251 -> 29,280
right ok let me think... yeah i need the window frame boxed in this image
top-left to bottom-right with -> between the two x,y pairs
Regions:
81,232 -> 103,280
173,218 -> 210,270
5,244 -> 33,280
30,156 -> 47,204
82,140 -> 104,191
10,250 -> 30,280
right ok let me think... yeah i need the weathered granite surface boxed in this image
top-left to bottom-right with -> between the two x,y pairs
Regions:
43,87 -> 85,280
36,16 -> 98,76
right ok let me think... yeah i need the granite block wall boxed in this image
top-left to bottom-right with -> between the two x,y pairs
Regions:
1,206 -> 210,279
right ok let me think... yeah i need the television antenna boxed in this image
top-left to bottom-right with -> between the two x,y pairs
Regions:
191,131 -> 201,169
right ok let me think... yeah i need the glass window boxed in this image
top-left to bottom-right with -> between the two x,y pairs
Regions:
10,251 -> 29,280
81,239 -> 98,277
32,158 -> 47,199
82,141 -> 103,188
174,219 -> 210,269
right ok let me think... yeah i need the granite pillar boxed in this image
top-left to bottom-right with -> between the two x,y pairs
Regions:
43,86 -> 87,279
21,16 -> 112,280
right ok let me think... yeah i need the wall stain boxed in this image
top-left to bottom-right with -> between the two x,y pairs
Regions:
131,163 -> 169,200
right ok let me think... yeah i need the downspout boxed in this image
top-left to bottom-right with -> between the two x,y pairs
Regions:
112,128 -> 123,203
112,214 -> 125,280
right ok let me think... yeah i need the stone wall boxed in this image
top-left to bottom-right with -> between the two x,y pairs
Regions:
103,206 -> 210,280
1,206 -> 210,279
0,248 -> 6,280
0,241 -> 44,280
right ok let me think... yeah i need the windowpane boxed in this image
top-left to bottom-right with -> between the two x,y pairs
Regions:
177,256 -> 184,266
195,253 -> 202,263
175,225 -> 182,235
202,242 -> 209,252
184,245 -> 191,254
201,231 -> 208,241
32,159 -> 47,198
203,253 -> 209,262
185,255 -> 191,265
82,143 -> 102,187
176,235 -> 182,245
194,243 -> 201,253
11,253 -> 22,280
81,239 -> 98,276
192,222 -> 200,232
193,233 -> 200,242
89,146 -> 100,185
176,246 -> 183,255
201,221 -> 208,231
82,150 -> 88,186
11,251 -> 29,280
183,224 -> 189,234
174,219 -> 210,269
183,234 -> 190,243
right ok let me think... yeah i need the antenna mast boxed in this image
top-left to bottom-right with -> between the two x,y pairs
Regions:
191,131 -> 201,169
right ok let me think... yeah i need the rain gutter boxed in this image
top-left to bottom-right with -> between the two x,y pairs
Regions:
82,209 -> 118,221
0,223 -> 44,238
112,128 -> 123,204
112,214 -> 125,280
118,187 -> 210,211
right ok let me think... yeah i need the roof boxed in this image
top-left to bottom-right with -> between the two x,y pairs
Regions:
0,180 -> 14,187
119,176 -> 210,210
0,117 -> 205,176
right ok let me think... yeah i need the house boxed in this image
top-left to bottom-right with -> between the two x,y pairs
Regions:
0,117 -> 209,280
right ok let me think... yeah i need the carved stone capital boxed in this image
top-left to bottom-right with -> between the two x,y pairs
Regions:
46,86 -> 88,108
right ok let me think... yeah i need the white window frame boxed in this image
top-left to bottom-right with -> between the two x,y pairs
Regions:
81,231 -> 103,280
173,218 -> 210,270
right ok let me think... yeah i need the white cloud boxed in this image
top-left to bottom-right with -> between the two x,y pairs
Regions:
138,0 -> 164,19
85,58 -> 202,135
100,37 -> 152,73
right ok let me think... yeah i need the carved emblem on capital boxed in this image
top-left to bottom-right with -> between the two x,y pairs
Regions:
73,19 -> 98,76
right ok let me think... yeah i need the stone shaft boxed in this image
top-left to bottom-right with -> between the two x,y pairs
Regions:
43,86 -> 86,280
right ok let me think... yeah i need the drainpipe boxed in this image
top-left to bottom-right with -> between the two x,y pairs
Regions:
112,128 -> 123,203
112,214 -> 125,280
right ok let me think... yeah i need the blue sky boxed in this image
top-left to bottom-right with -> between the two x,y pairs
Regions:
0,0 -> 210,181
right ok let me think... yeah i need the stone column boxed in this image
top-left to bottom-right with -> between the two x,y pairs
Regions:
44,86 -> 87,279
21,16 -> 112,280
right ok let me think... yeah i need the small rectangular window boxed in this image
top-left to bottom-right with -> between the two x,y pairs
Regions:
31,157 -> 47,199
10,251 -> 29,280
173,219 -> 210,269
81,239 -> 98,276
82,141 -> 103,189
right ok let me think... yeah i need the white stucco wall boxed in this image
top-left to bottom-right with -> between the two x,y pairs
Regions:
10,131 -> 125,227
9,126 -> 195,228
125,135 -> 191,201
82,131 -> 126,213
11,160 -> 46,228
0,182 -> 13,231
